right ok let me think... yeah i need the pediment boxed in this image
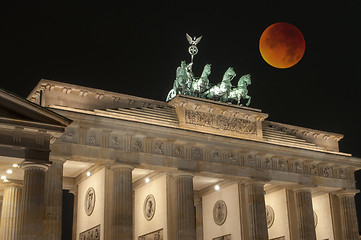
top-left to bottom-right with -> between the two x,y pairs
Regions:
0,88 -> 71,130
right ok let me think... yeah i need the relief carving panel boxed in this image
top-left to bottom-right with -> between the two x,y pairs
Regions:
185,109 -> 257,135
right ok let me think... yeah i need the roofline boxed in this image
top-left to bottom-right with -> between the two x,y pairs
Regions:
0,87 -> 72,127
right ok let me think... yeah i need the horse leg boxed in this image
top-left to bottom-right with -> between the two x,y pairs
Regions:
246,95 -> 251,106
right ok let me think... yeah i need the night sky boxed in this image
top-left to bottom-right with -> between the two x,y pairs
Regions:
2,0 -> 361,235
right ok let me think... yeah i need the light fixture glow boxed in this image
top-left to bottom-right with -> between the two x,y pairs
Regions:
6,169 -> 13,174
12,164 -> 19,168
145,177 -> 150,183
86,171 -> 91,176
1,176 -> 6,180
215,184 -> 220,191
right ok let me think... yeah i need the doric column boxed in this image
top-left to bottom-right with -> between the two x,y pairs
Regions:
337,191 -> 359,240
44,159 -> 65,240
20,162 -> 49,240
0,182 -> 22,240
244,182 -> 269,240
294,189 -> 316,240
194,196 -> 203,240
174,174 -> 196,240
111,164 -> 133,240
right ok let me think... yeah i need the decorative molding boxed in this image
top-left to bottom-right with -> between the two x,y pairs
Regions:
213,200 -> 227,226
266,205 -> 275,228
143,194 -> 156,221
85,187 -> 96,216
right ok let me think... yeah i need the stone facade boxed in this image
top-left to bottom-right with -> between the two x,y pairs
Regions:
0,79 -> 360,240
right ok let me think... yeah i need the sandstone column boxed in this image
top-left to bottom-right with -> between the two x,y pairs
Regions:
174,174 -> 196,240
0,182 -> 22,240
194,196 -> 203,240
244,182 -> 269,240
70,189 -> 78,240
337,191 -> 359,240
21,162 -> 49,240
44,159 -> 65,240
111,164 -> 133,240
294,189 -> 316,240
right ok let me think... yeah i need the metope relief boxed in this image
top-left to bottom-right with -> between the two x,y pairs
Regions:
172,144 -> 184,158
213,200 -> 227,226
79,224 -> 100,240
185,109 -> 257,135
138,229 -> 163,240
132,138 -> 144,152
109,135 -> 123,149
266,205 -> 275,228
85,187 -> 96,216
152,141 -> 164,155
143,194 -> 156,221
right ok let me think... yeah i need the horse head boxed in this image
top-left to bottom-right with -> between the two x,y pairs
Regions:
223,67 -> 236,83
238,74 -> 251,87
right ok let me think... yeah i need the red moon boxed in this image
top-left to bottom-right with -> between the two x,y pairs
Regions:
259,22 -> 305,69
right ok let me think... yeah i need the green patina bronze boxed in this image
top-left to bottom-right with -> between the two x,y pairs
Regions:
166,34 -> 252,106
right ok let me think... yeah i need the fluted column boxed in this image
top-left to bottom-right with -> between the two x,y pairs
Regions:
44,159 -> 65,240
337,191 -> 359,240
21,162 -> 49,240
294,189 -> 316,240
70,189 -> 78,240
0,182 -> 22,240
175,174 -> 196,240
194,197 -> 203,240
111,164 -> 133,240
245,182 -> 269,240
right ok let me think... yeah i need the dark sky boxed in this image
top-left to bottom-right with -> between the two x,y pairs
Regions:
2,0 -> 361,234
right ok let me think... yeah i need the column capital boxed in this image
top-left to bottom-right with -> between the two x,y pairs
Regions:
287,184 -> 317,193
0,180 -> 23,188
20,161 -> 50,171
111,163 -> 134,170
336,189 -> 359,197
170,171 -> 194,178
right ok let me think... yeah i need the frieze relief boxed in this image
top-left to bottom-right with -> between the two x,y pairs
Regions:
79,225 -> 100,240
138,229 -> 163,240
185,109 -> 257,135
58,127 -> 351,182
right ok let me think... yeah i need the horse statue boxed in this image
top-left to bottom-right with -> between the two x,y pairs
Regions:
166,61 -> 189,101
227,74 -> 251,106
191,64 -> 211,97
203,67 -> 236,100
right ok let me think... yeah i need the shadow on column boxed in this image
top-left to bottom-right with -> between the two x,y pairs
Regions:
62,190 -> 74,240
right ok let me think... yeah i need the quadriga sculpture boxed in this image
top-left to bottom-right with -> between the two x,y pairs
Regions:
202,67 -> 236,100
166,61 -> 251,106
191,64 -> 211,97
226,74 -> 252,106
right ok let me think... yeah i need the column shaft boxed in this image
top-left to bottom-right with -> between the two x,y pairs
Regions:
195,198 -> 203,240
294,190 -> 316,240
71,191 -> 78,240
175,175 -> 196,240
44,160 -> 64,240
21,163 -> 48,240
245,182 -> 269,240
338,193 -> 359,240
112,165 -> 133,240
0,183 -> 22,240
